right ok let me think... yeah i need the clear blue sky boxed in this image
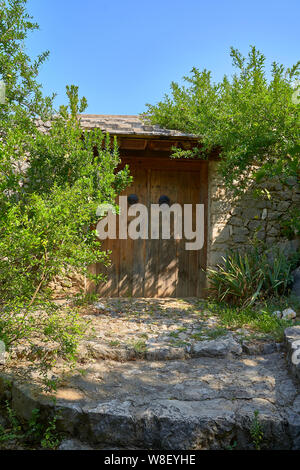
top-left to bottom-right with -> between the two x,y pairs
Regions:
26,0 -> 299,115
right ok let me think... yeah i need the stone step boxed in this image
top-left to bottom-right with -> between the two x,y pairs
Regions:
1,351 -> 299,450
284,325 -> 300,382
77,334 -> 280,363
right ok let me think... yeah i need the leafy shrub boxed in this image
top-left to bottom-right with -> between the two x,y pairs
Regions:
207,245 -> 298,307
0,89 -> 131,303
0,403 -> 61,449
250,410 -> 264,450
0,301 -> 87,391
145,46 -> 299,191
0,1 -> 131,393
280,207 -> 300,240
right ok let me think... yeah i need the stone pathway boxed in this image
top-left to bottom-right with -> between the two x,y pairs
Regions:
77,298 -> 279,362
1,299 -> 300,450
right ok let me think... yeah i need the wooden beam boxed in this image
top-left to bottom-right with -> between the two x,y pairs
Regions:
119,138 -> 147,150
117,155 -> 208,171
147,140 -> 175,152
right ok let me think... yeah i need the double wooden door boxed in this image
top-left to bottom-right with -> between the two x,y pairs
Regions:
97,160 -> 207,297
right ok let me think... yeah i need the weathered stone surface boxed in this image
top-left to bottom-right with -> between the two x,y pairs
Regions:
192,335 -> 242,357
248,220 -> 263,231
273,308 -> 297,321
207,160 -> 300,270
0,414 -> 6,428
8,298 -> 281,365
263,342 -> 278,355
277,239 -> 300,257
276,201 -> 291,211
292,267 -> 300,301
282,308 -> 297,320
146,345 -> 186,361
2,299 -> 299,450
94,302 -> 106,310
242,341 -> 277,355
58,439 -> 94,450
1,352 -> 299,450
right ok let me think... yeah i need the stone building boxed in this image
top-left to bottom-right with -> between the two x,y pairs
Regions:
38,115 -> 300,298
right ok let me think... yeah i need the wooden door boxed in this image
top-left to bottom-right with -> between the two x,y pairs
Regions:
97,160 -> 207,297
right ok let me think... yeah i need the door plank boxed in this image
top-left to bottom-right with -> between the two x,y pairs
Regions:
144,169 -> 159,297
96,160 -> 208,298
131,168 -> 148,297
156,170 -> 179,297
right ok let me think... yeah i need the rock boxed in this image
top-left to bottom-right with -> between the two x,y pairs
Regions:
85,341 -> 127,361
58,439 -> 94,450
235,328 -> 249,335
263,343 -> 277,355
292,267 -> 300,301
276,201 -> 291,212
192,335 -> 242,358
146,346 -> 186,361
203,317 -> 219,327
0,414 -> 6,428
242,342 -> 260,355
94,302 -> 106,310
282,308 -> 297,320
232,226 -> 249,238
241,341 -> 276,355
248,220 -> 263,231
286,411 -> 300,450
277,239 -> 300,258
0,352 -> 6,366
276,342 -> 285,352
178,333 -> 187,341
76,342 -> 90,361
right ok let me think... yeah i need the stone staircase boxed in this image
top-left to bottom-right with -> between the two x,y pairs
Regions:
1,328 -> 300,450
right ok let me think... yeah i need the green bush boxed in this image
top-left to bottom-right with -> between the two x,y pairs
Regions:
0,403 -> 61,449
145,46 -> 299,191
0,1 -> 130,394
207,245 -> 298,307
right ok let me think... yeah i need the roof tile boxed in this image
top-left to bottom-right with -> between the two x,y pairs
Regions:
36,114 -> 196,139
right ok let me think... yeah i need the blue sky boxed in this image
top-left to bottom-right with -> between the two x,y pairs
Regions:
27,0 -> 299,115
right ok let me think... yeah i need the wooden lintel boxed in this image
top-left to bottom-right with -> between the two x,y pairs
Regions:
117,155 -> 208,171
119,138 -> 147,150
147,140 -> 175,152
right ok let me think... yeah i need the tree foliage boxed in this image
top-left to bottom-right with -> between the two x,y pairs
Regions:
0,89 -> 131,303
0,1 -> 131,304
145,46 -> 300,190
0,0 -> 53,132
0,0 -> 131,369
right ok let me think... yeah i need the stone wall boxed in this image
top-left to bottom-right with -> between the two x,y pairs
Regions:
207,161 -> 300,268
48,267 -> 86,299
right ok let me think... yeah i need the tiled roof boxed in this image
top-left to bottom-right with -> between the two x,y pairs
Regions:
36,115 -> 196,138
78,115 -> 195,137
